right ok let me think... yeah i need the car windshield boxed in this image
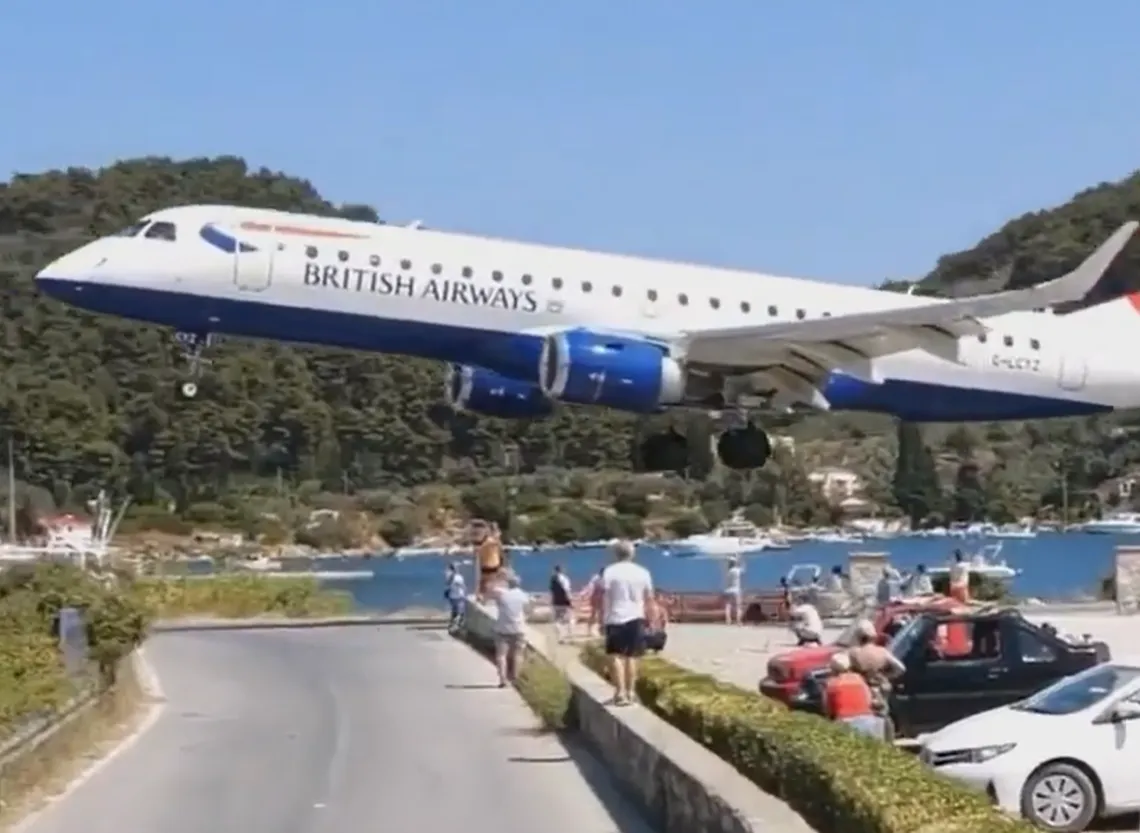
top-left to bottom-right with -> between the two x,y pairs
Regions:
1010,664 -> 1140,716
885,613 -> 926,659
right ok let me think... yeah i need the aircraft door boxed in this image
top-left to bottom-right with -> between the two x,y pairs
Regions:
233,238 -> 276,291
1058,357 -> 1087,391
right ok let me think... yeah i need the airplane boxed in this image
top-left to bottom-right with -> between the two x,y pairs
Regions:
33,205 -> 1140,472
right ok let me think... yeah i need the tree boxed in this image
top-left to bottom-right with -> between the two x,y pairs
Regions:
892,421 -> 942,526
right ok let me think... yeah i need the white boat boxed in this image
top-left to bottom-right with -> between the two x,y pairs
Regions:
989,523 -> 1037,539
1081,513 -> 1140,535
813,530 -> 865,544
235,556 -> 283,572
925,543 -> 1019,581
677,519 -> 770,556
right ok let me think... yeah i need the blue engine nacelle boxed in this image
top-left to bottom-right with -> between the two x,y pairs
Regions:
445,365 -> 554,419
538,329 -> 686,413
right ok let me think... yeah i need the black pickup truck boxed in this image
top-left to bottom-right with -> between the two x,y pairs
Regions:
792,607 -> 1110,737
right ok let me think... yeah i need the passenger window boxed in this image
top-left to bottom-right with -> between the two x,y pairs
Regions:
796,308 -> 806,319
1003,335 -> 1013,347
611,285 -> 622,296
522,274 -> 533,286
1014,627 -> 1057,663
1030,338 -> 1040,350
978,334 -> 987,344
741,301 -> 751,313
400,259 -> 412,270
492,270 -> 503,282
648,289 -> 658,302
552,277 -> 563,290
431,263 -> 442,274
582,281 -> 593,292
337,250 -> 349,262
678,293 -> 689,305
709,298 -> 720,309
144,222 -> 177,241
306,246 -> 318,259
369,254 -> 381,267
823,311 -> 832,317
767,305 -> 778,316
462,267 -> 473,278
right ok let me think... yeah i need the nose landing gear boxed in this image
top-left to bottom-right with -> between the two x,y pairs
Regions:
174,331 -> 214,399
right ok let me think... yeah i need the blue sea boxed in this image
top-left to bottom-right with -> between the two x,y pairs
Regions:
220,532 -> 1128,613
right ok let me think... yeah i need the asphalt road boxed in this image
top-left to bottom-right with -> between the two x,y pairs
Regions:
20,625 -> 656,833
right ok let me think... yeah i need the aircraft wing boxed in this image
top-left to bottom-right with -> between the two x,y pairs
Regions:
681,221 -> 1137,409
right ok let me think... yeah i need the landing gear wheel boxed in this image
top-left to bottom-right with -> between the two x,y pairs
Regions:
180,381 -> 199,399
639,431 -> 689,473
1020,762 -> 1098,832
174,331 -> 213,402
717,426 -> 772,470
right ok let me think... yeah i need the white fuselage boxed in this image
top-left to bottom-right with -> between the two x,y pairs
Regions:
34,204 -> 1140,422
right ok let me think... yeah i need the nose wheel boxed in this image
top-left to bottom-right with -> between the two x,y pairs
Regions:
174,331 -> 214,399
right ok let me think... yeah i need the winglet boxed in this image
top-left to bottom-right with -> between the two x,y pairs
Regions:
1036,221 -> 1138,305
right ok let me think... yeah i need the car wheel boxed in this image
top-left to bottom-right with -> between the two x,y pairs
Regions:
1020,762 -> 1098,832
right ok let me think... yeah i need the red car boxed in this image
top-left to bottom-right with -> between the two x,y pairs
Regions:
759,595 -> 968,704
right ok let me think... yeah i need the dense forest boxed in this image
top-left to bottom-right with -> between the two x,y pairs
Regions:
3,157 -> 1140,543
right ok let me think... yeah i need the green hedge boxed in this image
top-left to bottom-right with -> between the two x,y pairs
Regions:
0,563 -> 150,738
131,574 -> 354,619
581,644 -> 1034,833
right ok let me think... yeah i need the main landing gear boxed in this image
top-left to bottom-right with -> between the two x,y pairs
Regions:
638,423 -> 772,472
174,331 -> 214,399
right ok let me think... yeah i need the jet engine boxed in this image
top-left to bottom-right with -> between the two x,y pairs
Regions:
538,329 -> 686,413
445,365 -> 554,419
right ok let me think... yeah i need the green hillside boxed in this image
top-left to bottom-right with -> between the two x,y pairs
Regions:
2,156 -> 1140,535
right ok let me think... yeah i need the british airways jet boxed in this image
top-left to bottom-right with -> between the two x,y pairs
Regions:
33,205 -> 1140,472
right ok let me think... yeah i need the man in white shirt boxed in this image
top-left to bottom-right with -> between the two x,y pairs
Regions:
493,572 -> 531,688
602,540 -> 656,706
723,555 -> 744,625
789,593 -> 823,646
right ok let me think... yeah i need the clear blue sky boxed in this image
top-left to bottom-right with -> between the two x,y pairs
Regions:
5,2 -> 1140,285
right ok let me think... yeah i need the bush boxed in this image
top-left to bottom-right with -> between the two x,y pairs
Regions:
131,575 -> 353,619
0,563 -> 151,737
579,644 -> 1034,833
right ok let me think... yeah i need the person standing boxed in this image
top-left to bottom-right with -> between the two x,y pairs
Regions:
492,571 -> 530,688
474,522 -> 503,601
948,550 -> 971,603
723,555 -> 744,625
602,540 -> 655,706
847,619 -> 906,740
549,564 -> 574,642
444,562 -> 467,634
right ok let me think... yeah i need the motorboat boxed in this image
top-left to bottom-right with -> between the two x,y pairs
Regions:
989,523 -> 1038,539
1081,513 -> 1140,535
676,519 -> 770,557
924,543 -> 1019,581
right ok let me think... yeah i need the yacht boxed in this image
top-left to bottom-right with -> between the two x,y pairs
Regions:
1081,513 -> 1140,535
924,543 -> 1019,581
677,519 -> 770,557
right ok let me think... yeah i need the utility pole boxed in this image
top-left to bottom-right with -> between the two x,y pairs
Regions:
7,437 -> 16,544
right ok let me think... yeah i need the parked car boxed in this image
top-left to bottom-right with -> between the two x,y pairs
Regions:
919,659 -> 1140,832
792,607 -> 1109,737
760,595 -> 968,704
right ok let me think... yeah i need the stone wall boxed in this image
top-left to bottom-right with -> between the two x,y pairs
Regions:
464,601 -> 814,833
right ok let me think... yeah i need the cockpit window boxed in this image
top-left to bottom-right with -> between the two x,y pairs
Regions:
144,222 -> 177,242
110,221 -> 149,238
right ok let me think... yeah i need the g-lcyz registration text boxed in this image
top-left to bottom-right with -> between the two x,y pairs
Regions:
991,353 -> 1040,372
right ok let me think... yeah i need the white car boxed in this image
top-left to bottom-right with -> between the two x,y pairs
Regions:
917,660 -> 1140,831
